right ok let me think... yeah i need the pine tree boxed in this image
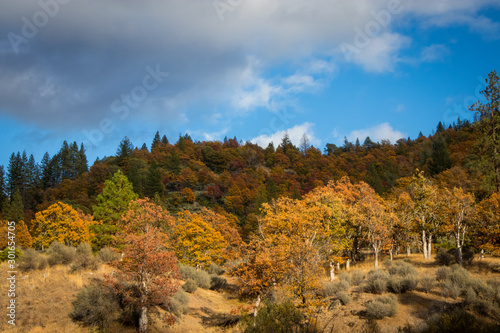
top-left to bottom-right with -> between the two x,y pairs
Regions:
141,143 -> 148,151
151,131 -> 161,150
429,134 -> 452,176
299,134 -> 310,153
4,189 -> 24,222
7,152 -> 22,198
470,70 -> 500,192
76,143 -> 88,176
116,137 -> 134,167
0,166 -> 6,215
436,121 -> 445,133
161,135 -> 169,145
144,163 -> 164,198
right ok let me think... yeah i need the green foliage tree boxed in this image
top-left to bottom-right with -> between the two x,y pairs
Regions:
92,170 -> 138,249
470,70 -> 500,192
4,188 -> 24,222
429,134 -> 452,176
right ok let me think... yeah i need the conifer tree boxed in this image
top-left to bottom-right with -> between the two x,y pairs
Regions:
151,131 -> 161,150
161,135 -> 169,145
76,143 -> 88,176
470,70 -> 500,192
116,137 -> 134,167
3,188 -> 24,222
429,134 -> 452,176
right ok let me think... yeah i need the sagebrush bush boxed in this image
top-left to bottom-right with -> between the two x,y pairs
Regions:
241,300 -> 321,333
365,295 -> 397,319
70,282 -> 120,333
323,280 -> 350,297
47,241 -> 76,266
436,266 -> 452,281
182,279 -> 198,293
387,272 -> 418,294
18,248 -> 48,271
168,289 -> 189,318
351,270 -> 364,286
439,280 -> 461,299
210,276 -> 227,291
336,291 -> 351,305
208,263 -> 225,276
425,309 -> 500,333
338,271 -> 352,285
98,247 -> 120,263
70,242 -> 100,273
449,264 -> 470,285
179,264 -> 211,289
420,276 -> 436,293
387,261 -> 417,277
365,270 -> 390,294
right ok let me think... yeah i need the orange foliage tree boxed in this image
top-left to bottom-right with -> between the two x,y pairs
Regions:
31,202 -> 92,249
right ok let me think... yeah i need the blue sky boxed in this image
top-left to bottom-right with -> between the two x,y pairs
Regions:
0,0 -> 499,167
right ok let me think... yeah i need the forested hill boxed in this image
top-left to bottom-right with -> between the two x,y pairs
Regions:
0,116 -> 491,238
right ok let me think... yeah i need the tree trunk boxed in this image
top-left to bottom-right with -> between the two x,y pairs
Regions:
481,249 -> 485,260
254,295 -> 261,318
374,247 -> 379,270
389,245 -> 394,261
407,245 -> 411,257
458,245 -> 463,266
337,262 -> 340,272
138,306 -> 148,333
427,234 -> 433,259
422,230 -> 428,259
330,260 -> 335,281
346,258 -> 350,271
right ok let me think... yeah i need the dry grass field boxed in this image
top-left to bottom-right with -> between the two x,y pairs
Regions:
0,254 -> 499,332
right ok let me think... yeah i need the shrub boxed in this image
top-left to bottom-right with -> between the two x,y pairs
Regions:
420,277 -> 436,293
70,282 -> 120,333
240,300 -> 321,333
336,291 -> 351,305
388,275 -> 418,294
168,289 -> 189,318
424,309 -> 500,333
439,280 -> 461,299
0,247 -> 22,262
387,261 -> 417,277
323,280 -> 350,297
208,263 -> 225,276
210,276 -> 227,291
365,270 -> 390,294
70,243 -> 100,273
365,295 -> 397,319
182,279 -> 198,293
435,248 -> 457,266
179,264 -> 211,289
449,264 -> 470,286
351,270 -> 365,286
436,266 -> 452,281
98,247 -> 120,263
18,248 -> 48,272
338,271 -> 352,285
47,241 -> 76,266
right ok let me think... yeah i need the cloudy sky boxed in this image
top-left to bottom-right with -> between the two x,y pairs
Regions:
0,0 -> 499,166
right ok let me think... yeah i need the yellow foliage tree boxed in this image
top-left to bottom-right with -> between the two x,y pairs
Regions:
32,202 -> 92,249
173,210 -> 226,268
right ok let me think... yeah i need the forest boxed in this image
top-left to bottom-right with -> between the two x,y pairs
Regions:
0,71 -> 499,332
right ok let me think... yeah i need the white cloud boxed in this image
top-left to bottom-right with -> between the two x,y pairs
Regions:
251,122 -> 320,148
347,33 -> 411,72
347,122 -> 406,144
421,44 -> 450,62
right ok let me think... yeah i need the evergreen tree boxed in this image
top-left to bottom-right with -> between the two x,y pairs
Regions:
161,135 -> 169,145
76,143 -> 88,176
59,141 -> 75,180
144,163 -> 164,198
429,134 -> 452,176
280,131 -> 294,155
7,152 -> 23,198
363,136 -> 376,150
0,166 -> 6,215
151,131 -> 161,150
141,143 -> 148,151
166,151 -> 181,175
116,137 -> 134,167
92,170 -> 138,249
436,121 -> 445,133
4,188 -> 24,222
364,163 -> 384,194
355,138 -> 361,150
299,134 -> 310,153
470,70 -> 500,192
